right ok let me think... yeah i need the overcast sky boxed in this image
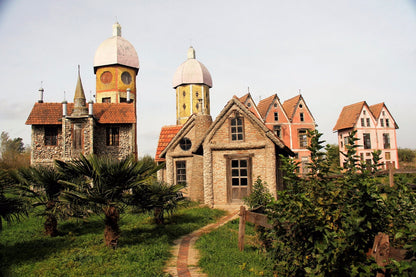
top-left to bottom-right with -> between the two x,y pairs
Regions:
0,0 -> 415,157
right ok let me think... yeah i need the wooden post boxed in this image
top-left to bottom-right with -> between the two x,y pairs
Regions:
238,206 -> 246,251
388,162 -> 394,187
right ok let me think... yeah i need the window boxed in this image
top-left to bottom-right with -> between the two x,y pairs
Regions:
120,97 -> 127,103
179,137 -> 192,151
344,136 -> 349,148
102,97 -> 111,103
386,119 -> 390,127
301,157 -> 309,174
360,153 -> 364,161
380,119 -> 384,127
274,103 -> 277,108
363,133 -> 371,149
44,126 -> 58,146
382,111 -> 385,116
176,161 -> 186,184
273,125 -> 281,138
274,112 -> 278,121
361,118 -> 365,127
74,128 -> 82,149
230,116 -> 244,141
366,118 -> 370,127
300,112 -> 304,122
106,127 -> 119,146
247,102 -> 251,108
363,110 -> 366,115
385,152 -> 391,160
183,91 -> 186,97
298,129 -> 308,148
299,104 -> 303,108
230,158 -> 250,201
121,71 -> 132,85
383,133 -> 390,149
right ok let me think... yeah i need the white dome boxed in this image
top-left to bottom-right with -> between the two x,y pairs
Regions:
172,47 -> 212,88
94,23 -> 139,73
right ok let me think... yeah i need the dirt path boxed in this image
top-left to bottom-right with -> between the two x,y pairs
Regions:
164,210 -> 239,277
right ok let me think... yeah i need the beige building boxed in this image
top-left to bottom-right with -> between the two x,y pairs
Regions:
26,23 -> 139,166
156,48 -> 293,208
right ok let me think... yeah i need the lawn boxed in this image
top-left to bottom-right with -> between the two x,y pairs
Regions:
0,205 -> 226,276
196,219 -> 274,277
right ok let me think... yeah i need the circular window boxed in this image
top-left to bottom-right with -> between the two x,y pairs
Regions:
274,103 -> 278,108
100,71 -> 112,84
247,102 -> 251,107
179,137 -> 192,151
299,104 -> 303,108
121,71 -> 132,85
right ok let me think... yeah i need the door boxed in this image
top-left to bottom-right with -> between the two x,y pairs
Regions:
229,158 -> 250,203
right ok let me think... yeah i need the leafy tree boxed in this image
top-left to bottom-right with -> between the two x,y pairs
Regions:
0,131 -> 30,169
0,169 -> 27,231
264,130 -> 416,276
130,180 -> 187,224
56,154 -> 158,248
10,166 -> 69,236
326,144 -> 340,172
243,176 -> 273,213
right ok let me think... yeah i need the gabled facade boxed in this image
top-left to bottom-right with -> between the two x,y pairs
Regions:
26,23 -> 139,166
333,101 -> 399,169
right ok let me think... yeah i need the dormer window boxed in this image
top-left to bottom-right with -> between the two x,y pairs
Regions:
230,114 -> 244,141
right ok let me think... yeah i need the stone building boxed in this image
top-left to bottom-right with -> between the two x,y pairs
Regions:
333,101 -> 399,169
26,23 -> 139,166
156,47 -> 293,208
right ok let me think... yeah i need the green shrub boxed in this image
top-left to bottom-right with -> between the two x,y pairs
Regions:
398,148 -> 416,163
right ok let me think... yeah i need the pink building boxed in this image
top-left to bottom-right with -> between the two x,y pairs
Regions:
333,101 -> 399,169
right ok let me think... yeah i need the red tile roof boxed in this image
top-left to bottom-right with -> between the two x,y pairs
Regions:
238,93 -> 250,103
369,103 -> 384,119
257,95 -> 275,119
26,102 -> 136,125
282,95 -> 301,120
333,101 -> 366,131
155,125 -> 182,162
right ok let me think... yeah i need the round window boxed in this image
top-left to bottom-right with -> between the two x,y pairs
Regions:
100,71 -> 113,84
121,71 -> 132,85
179,137 -> 192,151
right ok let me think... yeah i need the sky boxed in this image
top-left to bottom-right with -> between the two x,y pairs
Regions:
0,0 -> 415,157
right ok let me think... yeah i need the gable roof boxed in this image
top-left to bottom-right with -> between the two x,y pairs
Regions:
333,101 -> 366,131
25,102 -> 136,125
370,102 -> 399,129
194,97 -> 293,155
257,94 -> 277,119
282,95 -> 301,120
155,125 -> 182,162
236,93 -> 262,120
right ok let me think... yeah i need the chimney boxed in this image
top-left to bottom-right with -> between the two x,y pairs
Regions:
38,87 -> 44,103
62,101 -> 67,117
127,88 -> 131,103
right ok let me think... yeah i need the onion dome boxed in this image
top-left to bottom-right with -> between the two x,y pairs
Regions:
172,47 -> 212,89
93,22 -> 139,74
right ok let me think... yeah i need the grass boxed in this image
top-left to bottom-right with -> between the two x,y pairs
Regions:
196,219 -> 274,277
0,205 -> 226,276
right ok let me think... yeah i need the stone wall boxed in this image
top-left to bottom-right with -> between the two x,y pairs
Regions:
94,124 -> 134,159
31,125 -> 63,166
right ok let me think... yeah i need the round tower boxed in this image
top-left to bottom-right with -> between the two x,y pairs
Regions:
93,22 -> 139,104
172,47 -> 212,125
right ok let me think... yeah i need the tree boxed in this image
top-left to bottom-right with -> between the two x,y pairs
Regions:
0,169 -> 27,231
130,180 -> 187,224
10,166 -> 68,236
0,131 -> 30,169
56,154 -> 158,248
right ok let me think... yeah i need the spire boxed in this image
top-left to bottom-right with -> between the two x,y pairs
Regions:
187,46 -> 195,59
72,65 -> 88,116
113,22 -> 121,37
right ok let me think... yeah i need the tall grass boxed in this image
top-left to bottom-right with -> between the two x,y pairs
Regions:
0,206 -> 225,276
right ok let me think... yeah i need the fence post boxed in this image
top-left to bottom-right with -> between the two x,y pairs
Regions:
388,162 -> 394,187
238,206 -> 246,251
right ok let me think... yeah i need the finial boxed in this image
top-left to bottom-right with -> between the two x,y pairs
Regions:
298,89 -> 301,95
63,91 -> 66,101
187,46 -> 195,59
113,21 -> 121,36
247,86 -> 250,93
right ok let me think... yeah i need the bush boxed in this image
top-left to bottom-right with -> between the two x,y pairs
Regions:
398,148 -> 416,163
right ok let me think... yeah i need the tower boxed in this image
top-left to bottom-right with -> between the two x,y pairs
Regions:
93,22 -> 139,104
172,47 -> 212,125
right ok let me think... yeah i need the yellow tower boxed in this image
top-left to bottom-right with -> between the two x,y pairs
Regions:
172,47 -> 213,125
93,22 -> 139,104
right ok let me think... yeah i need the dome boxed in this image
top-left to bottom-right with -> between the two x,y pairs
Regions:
172,47 -> 212,89
94,22 -> 139,73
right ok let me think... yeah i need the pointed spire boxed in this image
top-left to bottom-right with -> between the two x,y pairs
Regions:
113,22 -> 121,37
187,46 -> 195,59
72,65 -> 88,116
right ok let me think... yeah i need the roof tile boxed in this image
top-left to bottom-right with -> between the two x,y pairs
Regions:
155,125 -> 182,162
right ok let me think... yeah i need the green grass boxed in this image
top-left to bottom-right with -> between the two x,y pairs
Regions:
196,219 -> 274,277
0,205 -> 226,276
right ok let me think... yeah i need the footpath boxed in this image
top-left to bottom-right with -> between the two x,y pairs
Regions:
164,210 -> 239,277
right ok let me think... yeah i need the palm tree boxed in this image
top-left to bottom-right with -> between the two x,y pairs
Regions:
131,181 -> 187,224
56,154 -> 158,248
10,166 -> 66,236
0,169 -> 27,231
